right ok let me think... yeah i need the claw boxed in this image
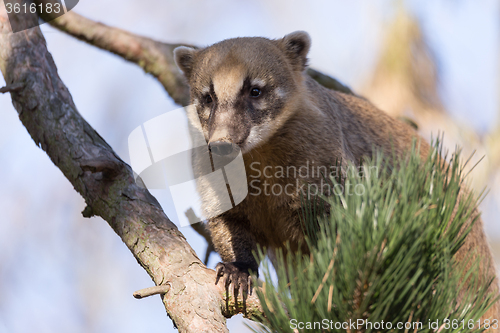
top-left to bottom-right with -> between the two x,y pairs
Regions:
215,263 -> 225,285
215,262 -> 254,311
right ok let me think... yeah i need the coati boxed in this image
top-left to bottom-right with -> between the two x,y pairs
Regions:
173,31 -> 499,319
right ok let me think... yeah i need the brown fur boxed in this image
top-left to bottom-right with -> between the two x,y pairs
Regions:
174,32 -> 499,324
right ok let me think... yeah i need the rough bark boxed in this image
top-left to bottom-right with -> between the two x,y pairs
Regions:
0,3 -> 262,332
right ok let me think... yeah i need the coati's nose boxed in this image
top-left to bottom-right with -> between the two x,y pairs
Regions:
209,141 -> 235,156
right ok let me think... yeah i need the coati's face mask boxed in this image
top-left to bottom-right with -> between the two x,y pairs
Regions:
174,31 -> 311,155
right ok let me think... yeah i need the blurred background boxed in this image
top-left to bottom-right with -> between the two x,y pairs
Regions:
0,0 -> 499,332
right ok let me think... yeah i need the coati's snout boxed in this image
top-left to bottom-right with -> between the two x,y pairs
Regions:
174,31 -> 311,153
209,141 -> 237,156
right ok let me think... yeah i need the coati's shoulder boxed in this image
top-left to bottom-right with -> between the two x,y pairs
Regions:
301,75 -> 428,160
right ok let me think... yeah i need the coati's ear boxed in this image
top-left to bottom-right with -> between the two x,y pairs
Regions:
279,31 -> 311,72
174,46 -> 198,78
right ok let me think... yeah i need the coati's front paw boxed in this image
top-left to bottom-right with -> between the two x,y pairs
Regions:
215,262 -> 254,302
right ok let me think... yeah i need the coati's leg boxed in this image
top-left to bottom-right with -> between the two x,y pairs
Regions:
208,212 -> 259,300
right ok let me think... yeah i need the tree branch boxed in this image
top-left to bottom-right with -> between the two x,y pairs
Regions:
306,68 -> 357,96
0,3 -> 262,332
133,285 -> 172,299
43,7 -> 191,105
42,6 -> 355,102
0,81 -> 24,93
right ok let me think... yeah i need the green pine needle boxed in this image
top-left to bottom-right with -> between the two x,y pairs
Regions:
251,140 -> 497,333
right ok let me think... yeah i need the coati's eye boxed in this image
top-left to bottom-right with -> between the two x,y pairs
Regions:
250,87 -> 262,98
204,94 -> 213,104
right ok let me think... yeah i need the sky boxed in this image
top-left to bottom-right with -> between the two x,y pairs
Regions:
0,1 -> 499,332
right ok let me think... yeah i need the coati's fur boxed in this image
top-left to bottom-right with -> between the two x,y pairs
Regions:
174,32 -> 499,320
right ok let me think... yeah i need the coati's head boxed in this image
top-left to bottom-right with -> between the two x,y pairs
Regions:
174,31 -> 311,155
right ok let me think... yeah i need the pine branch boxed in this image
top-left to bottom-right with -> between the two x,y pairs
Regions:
254,145 -> 497,333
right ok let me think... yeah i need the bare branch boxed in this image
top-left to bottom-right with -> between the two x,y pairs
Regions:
42,6 -> 190,105
133,285 -> 172,299
0,81 -> 24,93
306,68 -> 357,96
